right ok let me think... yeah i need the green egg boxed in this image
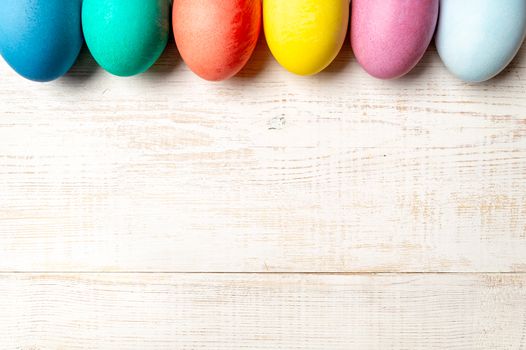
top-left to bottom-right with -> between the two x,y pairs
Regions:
82,0 -> 170,77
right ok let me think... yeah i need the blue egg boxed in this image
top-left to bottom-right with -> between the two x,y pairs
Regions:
436,0 -> 526,83
0,0 -> 83,82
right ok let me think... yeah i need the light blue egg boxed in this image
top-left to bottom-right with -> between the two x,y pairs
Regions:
436,0 -> 526,83
0,0 -> 83,82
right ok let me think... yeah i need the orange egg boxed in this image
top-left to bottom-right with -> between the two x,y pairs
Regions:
173,0 -> 261,81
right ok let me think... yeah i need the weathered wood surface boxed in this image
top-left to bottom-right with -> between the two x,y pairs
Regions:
1,273 -> 525,350
1,40 -> 525,272
1,30 -> 526,349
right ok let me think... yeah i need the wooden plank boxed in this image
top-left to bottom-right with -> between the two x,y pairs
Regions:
1,41 -> 525,272
0,273 -> 525,349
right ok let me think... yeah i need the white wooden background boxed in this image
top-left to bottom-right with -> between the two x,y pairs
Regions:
1,36 -> 525,349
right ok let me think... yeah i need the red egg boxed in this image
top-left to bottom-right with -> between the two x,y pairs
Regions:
173,0 -> 261,81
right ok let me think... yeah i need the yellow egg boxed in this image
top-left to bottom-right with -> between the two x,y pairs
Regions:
264,0 -> 349,75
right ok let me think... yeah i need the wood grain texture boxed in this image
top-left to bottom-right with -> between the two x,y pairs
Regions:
0,273 -> 525,350
1,40 -> 525,272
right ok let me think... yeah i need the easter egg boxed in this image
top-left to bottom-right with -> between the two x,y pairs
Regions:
0,0 -> 83,82
173,0 -> 261,81
436,0 -> 526,82
351,0 -> 438,79
82,0 -> 170,77
264,0 -> 349,76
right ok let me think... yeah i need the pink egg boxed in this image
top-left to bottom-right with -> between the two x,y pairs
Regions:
351,0 -> 439,79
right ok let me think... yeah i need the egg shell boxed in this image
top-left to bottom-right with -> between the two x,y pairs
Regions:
82,0 -> 170,77
351,0 -> 438,79
173,0 -> 261,81
436,0 -> 526,83
264,0 -> 349,76
0,0 -> 83,82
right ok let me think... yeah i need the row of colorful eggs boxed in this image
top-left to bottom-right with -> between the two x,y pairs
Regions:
1,0 -> 525,83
